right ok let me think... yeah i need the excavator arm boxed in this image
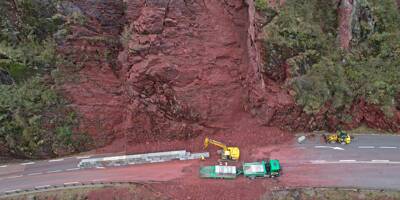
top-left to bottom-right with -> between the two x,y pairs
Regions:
204,137 -> 228,151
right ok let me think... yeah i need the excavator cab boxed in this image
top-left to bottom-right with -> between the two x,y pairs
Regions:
337,130 -> 351,144
204,137 -> 240,161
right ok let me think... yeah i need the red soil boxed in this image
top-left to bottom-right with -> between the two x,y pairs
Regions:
52,1 -> 394,198
59,0 -> 400,155
59,0 -> 294,154
146,143 -> 322,200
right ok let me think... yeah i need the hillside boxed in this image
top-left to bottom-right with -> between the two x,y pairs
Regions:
0,0 -> 399,158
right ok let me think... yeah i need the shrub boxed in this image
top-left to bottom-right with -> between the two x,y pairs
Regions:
0,1 -> 93,158
0,78 -> 92,158
263,0 -> 400,116
255,0 -> 269,11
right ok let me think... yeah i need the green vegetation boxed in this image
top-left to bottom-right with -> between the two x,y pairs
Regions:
255,0 -> 269,11
263,188 -> 400,200
0,0 -> 91,158
0,78 -> 92,157
263,0 -> 400,116
2,184 -> 167,200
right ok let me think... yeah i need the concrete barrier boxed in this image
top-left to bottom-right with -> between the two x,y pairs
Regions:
78,150 -> 209,169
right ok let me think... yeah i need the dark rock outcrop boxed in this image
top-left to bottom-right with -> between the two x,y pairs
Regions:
0,69 -> 14,85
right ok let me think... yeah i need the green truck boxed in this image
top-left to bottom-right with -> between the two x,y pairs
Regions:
199,159 -> 281,179
199,165 -> 239,179
243,160 -> 281,179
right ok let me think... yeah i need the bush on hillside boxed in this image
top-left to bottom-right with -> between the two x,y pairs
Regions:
0,78 -> 92,158
263,0 -> 400,116
0,0 -> 93,158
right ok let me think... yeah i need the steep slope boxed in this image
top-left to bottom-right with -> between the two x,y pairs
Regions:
58,0 -> 127,147
58,0 -> 400,152
248,0 -> 400,132
120,0 -> 252,142
59,0 -> 292,151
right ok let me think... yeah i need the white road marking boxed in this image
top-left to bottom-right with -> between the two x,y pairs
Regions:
310,160 -> 326,163
49,158 -> 64,162
76,155 -> 92,159
5,175 -> 23,179
4,189 -> 21,193
95,166 -> 105,169
35,185 -> 51,189
0,165 -> 7,168
66,168 -> 80,171
372,160 -> 390,162
379,146 -> 397,149
315,146 -> 344,150
27,172 -> 43,176
310,160 -> 400,164
339,160 -> 356,162
47,170 -> 62,174
63,182 -> 80,185
358,146 -> 375,149
20,162 -> 35,165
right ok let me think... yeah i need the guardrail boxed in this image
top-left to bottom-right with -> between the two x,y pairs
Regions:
271,186 -> 400,193
0,181 -> 163,198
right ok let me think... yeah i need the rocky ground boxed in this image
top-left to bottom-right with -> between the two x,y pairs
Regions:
58,0 -> 295,153
58,0 -> 400,155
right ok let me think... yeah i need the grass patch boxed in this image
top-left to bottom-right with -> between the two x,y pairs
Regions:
1,184 -> 168,200
263,188 -> 400,200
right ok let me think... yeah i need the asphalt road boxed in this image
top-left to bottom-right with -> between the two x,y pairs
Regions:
1,134 -> 400,193
295,134 -> 400,163
276,134 -> 400,189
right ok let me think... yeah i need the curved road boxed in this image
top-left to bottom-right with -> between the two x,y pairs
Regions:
1,134 -> 400,193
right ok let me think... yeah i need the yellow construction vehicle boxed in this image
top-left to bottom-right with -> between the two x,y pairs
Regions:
203,137 -> 240,161
324,130 -> 352,144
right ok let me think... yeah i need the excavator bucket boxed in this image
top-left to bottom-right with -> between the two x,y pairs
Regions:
204,137 -> 209,149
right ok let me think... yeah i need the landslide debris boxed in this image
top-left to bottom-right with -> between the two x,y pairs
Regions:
60,0 -> 275,149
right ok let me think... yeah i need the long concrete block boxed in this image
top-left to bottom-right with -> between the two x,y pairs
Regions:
78,150 -> 209,168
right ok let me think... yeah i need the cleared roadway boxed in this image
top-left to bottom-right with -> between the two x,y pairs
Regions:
1,134 -> 400,193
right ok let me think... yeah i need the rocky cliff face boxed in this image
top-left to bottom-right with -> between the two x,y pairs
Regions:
120,0 -> 252,142
58,0 -> 127,147
59,0 -> 399,150
60,0 -> 271,149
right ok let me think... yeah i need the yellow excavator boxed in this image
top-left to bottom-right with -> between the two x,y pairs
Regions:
203,137 -> 240,161
324,130 -> 352,144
